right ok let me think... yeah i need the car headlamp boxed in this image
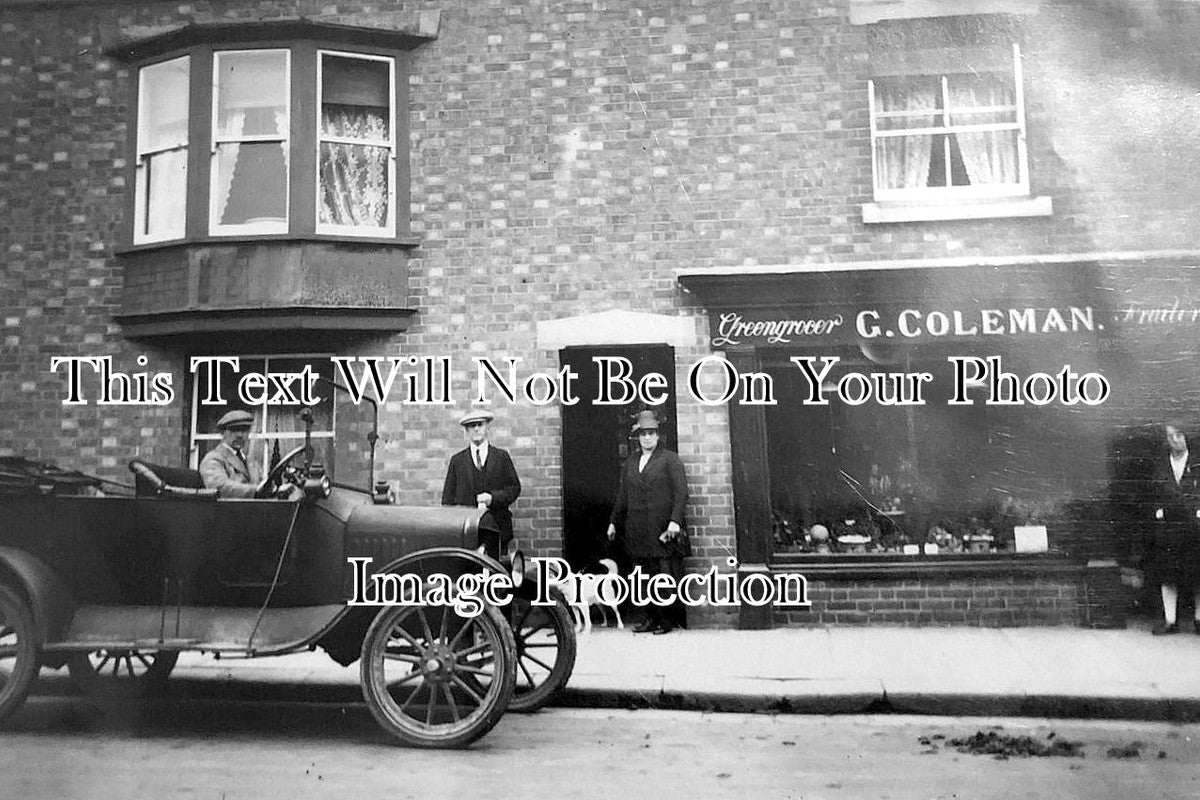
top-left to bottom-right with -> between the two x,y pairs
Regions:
303,474 -> 331,499
509,548 -> 525,589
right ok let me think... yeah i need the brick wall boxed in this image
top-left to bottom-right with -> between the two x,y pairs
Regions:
774,572 -> 1084,627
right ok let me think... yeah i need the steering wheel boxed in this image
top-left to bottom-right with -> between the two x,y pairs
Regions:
254,444 -> 309,499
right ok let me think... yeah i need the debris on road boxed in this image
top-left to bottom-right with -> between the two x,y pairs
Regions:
925,730 -> 1085,759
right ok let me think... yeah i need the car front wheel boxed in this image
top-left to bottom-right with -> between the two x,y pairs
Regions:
360,601 -> 516,748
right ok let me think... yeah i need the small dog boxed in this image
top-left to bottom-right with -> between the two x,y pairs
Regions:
553,558 -> 625,633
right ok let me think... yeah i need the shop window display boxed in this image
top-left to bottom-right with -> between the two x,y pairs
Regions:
765,346 -> 1091,558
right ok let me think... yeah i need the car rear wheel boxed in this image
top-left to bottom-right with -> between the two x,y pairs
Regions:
67,649 -> 178,697
0,584 -> 39,723
507,586 -> 576,713
360,601 -> 516,748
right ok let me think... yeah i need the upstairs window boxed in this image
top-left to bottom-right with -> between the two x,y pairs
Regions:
869,44 -> 1027,203
122,28 -> 412,248
318,51 -> 396,235
134,57 -> 190,244
210,49 -> 291,235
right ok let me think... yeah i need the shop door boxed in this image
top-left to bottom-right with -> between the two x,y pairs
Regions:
559,345 -> 677,570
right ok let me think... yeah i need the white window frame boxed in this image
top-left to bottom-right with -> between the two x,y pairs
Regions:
133,56 -> 190,244
189,353 -> 335,477
208,48 -> 292,237
314,49 -> 397,238
868,43 -> 1028,203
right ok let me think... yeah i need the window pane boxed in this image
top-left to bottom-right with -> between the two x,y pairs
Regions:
140,57 -> 189,151
953,130 -> 1021,185
319,54 -> 392,231
264,358 -> 335,434
322,55 -> 390,136
213,141 -> 288,225
214,51 -> 287,138
319,143 -> 390,227
873,77 -> 939,131
136,149 -> 188,239
946,73 -> 1016,127
136,57 -> 189,242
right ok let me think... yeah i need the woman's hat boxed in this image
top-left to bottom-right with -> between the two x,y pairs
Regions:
631,410 -> 660,433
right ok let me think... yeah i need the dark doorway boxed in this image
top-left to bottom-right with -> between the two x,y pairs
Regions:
560,345 -> 677,570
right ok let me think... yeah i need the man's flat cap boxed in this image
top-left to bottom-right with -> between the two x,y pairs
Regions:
216,410 -> 255,430
459,409 -> 495,427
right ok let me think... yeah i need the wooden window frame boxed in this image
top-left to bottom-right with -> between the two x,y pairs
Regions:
868,43 -> 1029,204
122,38 -> 411,251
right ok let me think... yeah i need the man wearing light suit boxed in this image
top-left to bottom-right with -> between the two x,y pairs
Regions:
442,410 -> 522,553
199,409 -> 261,498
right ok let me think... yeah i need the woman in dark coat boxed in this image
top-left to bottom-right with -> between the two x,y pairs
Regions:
1149,421 -> 1200,635
607,410 -> 689,634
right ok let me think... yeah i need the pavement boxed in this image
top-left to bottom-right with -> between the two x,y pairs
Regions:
53,617 -> 1200,722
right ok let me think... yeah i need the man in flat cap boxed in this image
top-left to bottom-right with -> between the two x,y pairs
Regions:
199,409 -> 261,498
199,410 -> 302,500
442,410 -> 522,552
608,409 -> 690,634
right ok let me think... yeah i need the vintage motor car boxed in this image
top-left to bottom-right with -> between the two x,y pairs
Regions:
0,383 -> 576,748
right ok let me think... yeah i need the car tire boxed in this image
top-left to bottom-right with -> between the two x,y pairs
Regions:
507,586 -> 577,713
0,584 -> 39,723
360,600 -> 516,748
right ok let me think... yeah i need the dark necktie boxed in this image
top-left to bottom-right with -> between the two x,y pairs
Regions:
474,448 -> 484,470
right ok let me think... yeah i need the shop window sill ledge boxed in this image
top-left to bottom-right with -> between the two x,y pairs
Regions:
862,195 -> 1053,224
771,551 -> 1078,579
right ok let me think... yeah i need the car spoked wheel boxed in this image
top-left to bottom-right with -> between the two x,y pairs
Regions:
67,649 -> 178,697
507,586 -> 576,713
361,601 -> 516,748
0,585 -> 39,723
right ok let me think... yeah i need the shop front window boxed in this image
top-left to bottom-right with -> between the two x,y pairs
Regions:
765,345 -> 1089,558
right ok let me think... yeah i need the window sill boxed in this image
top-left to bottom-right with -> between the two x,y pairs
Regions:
861,195 -> 1053,224
115,232 -> 420,257
771,550 -> 1077,579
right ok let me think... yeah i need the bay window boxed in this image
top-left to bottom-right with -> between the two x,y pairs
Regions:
126,33 -> 407,247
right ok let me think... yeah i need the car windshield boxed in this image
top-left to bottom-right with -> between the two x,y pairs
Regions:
321,378 -> 378,491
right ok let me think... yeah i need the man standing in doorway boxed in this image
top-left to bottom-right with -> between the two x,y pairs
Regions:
442,410 -> 522,556
607,409 -> 690,634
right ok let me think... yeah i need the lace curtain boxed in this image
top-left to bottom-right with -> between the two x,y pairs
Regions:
947,76 -> 1019,186
319,105 -> 390,228
213,108 -> 288,225
875,81 -> 937,191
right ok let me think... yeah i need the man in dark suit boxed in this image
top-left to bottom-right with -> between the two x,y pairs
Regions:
607,409 -> 689,634
442,410 -> 522,554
